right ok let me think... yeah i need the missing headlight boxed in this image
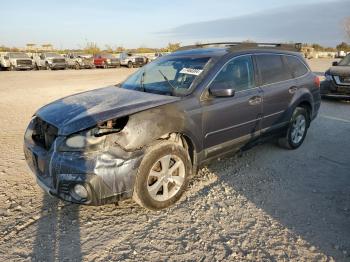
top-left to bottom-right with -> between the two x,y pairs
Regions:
94,116 -> 129,137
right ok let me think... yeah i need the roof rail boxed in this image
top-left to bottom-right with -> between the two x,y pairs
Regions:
177,42 -> 302,52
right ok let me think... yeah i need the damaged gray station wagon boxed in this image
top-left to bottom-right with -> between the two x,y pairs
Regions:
24,42 -> 321,210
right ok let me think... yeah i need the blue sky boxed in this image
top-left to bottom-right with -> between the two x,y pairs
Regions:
1,0 -> 347,49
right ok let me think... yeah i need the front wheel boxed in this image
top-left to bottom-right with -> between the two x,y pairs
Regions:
278,107 -> 309,149
127,61 -> 133,68
133,141 -> 191,210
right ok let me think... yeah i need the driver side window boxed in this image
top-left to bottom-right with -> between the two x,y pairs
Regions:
212,55 -> 255,92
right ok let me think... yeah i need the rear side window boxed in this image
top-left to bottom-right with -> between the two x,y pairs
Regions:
256,54 -> 292,85
284,56 -> 308,77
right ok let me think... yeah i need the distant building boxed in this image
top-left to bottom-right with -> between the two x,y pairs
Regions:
24,43 -> 54,51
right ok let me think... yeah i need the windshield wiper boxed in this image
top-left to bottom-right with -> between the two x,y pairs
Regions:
140,71 -> 146,92
158,69 -> 176,95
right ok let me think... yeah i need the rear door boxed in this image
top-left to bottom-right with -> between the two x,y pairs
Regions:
254,54 -> 295,130
202,55 -> 263,157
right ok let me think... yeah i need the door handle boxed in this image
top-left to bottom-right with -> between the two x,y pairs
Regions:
249,96 -> 262,105
289,86 -> 298,94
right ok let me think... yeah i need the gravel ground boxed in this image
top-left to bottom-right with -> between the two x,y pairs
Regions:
0,59 -> 349,261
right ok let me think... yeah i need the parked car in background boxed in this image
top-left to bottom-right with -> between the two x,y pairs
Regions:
33,52 -> 67,70
119,52 -> 147,68
93,54 -> 120,68
321,54 -> 350,99
66,53 -> 95,69
23,42 -> 320,210
337,51 -> 347,58
0,52 -> 33,71
147,52 -> 164,62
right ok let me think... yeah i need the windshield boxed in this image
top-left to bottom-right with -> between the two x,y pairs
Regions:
121,56 -> 210,96
45,53 -> 60,58
8,52 -> 29,59
338,54 -> 350,66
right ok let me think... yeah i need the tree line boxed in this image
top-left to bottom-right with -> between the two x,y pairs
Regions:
1,41 -> 350,54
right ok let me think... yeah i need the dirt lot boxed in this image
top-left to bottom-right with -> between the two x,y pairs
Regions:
0,59 -> 349,261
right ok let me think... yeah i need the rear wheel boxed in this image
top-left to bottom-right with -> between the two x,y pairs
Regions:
278,107 -> 309,149
133,141 -> 191,210
45,63 -> 51,70
75,63 -> 80,70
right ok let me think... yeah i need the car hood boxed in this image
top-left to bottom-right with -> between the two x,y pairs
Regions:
35,86 -> 180,136
328,66 -> 350,76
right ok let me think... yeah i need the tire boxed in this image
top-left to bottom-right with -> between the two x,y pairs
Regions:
9,65 -> 16,71
133,141 -> 191,210
45,63 -> 51,70
75,63 -> 80,70
278,107 -> 309,150
127,61 -> 133,68
103,62 -> 108,69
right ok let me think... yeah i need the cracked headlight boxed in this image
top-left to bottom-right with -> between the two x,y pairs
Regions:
58,129 -> 106,152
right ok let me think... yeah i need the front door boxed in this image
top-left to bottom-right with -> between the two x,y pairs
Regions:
201,55 -> 263,158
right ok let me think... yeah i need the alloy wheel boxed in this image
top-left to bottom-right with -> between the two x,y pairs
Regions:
147,154 -> 185,202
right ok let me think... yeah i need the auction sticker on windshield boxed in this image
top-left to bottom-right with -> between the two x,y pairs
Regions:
179,68 -> 203,76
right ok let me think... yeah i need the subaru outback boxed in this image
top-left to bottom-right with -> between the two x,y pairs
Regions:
24,42 -> 321,210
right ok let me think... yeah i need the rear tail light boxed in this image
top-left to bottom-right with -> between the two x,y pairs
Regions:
314,76 -> 320,88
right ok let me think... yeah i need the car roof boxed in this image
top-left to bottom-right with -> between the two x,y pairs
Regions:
170,48 -> 229,58
171,42 -> 303,59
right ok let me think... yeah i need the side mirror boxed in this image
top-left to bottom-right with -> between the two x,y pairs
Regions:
332,61 -> 338,66
209,82 -> 235,97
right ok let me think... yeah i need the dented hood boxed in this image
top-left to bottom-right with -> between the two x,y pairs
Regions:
36,86 -> 180,136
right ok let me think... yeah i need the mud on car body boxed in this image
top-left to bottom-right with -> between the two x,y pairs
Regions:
321,54 -> 350,99
24,42 -> 321,210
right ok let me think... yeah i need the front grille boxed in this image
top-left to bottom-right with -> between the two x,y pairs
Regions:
135,57 -> 144,63
340,76 -> 350,84
17,59 -> 32,65
59,182 -> 71,194
52,58 -> 66,63
32,117 -> 58,150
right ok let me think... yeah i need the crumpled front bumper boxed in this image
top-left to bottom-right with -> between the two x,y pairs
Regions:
23,126 -> 143,205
